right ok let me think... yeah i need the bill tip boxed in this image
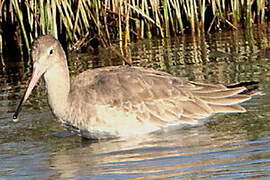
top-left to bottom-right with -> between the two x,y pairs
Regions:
12,114 -> 19,122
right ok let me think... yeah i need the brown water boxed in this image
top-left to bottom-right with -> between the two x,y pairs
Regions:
1,29 -> 270,179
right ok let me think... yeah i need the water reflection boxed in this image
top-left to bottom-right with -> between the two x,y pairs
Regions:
49,123 -> 270,179
1,28 -> 270,179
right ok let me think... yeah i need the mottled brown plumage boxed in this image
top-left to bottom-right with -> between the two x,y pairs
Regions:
13,35 -> 259,139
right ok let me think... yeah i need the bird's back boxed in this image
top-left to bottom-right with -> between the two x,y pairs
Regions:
65,66 -> 253,139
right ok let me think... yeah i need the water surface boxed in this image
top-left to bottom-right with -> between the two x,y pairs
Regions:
1,29 -> 270,179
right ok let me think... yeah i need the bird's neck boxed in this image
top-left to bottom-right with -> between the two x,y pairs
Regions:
44,61 -> 70,117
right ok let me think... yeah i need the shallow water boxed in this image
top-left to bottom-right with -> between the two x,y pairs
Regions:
1,29 -> 270,179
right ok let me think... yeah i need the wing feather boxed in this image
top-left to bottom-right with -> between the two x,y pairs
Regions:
73,66 -> 254,127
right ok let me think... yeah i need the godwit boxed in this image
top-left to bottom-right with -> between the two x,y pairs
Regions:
13,35 -> 259,139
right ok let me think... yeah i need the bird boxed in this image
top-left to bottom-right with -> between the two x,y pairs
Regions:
13,35 -> 260,140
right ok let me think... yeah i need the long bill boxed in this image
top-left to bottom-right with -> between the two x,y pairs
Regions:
13,63 -> 46,121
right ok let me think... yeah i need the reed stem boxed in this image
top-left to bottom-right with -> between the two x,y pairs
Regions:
0,0 -> 269,55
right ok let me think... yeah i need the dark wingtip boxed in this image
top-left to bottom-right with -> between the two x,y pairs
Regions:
227,81 -> 261,96
226,81 -> 259,88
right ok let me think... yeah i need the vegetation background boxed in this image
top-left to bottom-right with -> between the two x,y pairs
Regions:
0,0 -> 269,57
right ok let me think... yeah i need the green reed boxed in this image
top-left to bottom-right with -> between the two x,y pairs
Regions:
0,0 -> 269,55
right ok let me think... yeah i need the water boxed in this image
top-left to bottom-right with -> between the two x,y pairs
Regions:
1,29 -> 270,179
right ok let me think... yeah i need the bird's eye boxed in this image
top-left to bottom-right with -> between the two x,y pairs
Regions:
49,48 -> 54,55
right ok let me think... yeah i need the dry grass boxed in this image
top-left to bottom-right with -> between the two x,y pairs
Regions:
0,0 -> 268,54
